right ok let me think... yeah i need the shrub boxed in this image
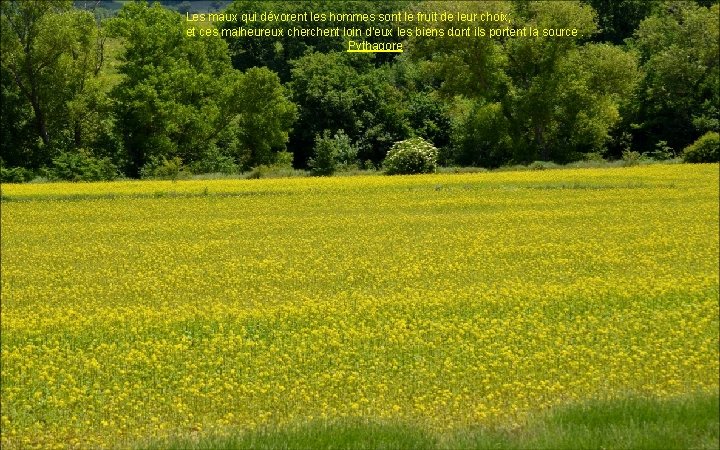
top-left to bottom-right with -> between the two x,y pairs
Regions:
649,140 -> 676,160
309,134 -> 337,176
245,165 -> 305,179
362,160 -> 377,171
47,149 -> 118,181
141,156 -> 189,180
621,150 -> 642,166
683,132 -> 720,163
528,161 -> 558,171
307,130 -> 359,176
246,152 -> 303,179
583,152 -> 606,163
189,146 -> 239,175
383,137 -> 438,175
0,165 -> 34,183
333,130 -> 359,171
274,151 -> 294,169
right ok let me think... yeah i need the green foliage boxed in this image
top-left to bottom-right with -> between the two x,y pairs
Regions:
0,65 -> 36,168
65,77 -> 124,164
408,1 -> 639,165
233,67 -> 298,167
140,156 -> 189,180
245,151 -> 300,179
405,91 -> 453,157
307,130 -> 358,176
274,151 -> 294,170
453,101 -> 512,168
408,1 -> 511,100
289,52 -> 409,167
582,0 -> 657,45
221,1 -> 408,81
47,149 -> 118,181
621,149 -> 643,166
503,6 -> 638,162
108,2 -> 296,177
649,140 -> 676,161
108,2 -> 227,176
1,0 -> 106,166
188,146 -> 239,175
630,2 -> 720,153
583,151 -> 606,163
0,164 -> 34,183
333,130 -> 359,170
550,44 -> 640,160
683,132 -> 720,163
383,137 -> 438,175
308,131 -> 339,176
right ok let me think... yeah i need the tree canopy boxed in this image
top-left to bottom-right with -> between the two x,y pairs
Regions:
1,0 -> 718,180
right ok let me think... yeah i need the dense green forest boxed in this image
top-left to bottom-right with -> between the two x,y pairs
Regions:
1,0 -> 718,182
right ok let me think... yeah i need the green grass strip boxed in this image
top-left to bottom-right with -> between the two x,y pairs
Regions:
142,392 -> 719,450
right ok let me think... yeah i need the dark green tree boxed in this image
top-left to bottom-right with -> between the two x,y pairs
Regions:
288,51 -> 408,166
453,101 -> 513,168
409,1 -> 638,164
233,67 -> 298,167
1,0 -> 105,168
627,1 -> 719,153
0,61 -> 35,168
108,2 -> 296,176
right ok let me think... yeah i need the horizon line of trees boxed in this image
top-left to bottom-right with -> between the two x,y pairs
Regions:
1,0 -> 718,182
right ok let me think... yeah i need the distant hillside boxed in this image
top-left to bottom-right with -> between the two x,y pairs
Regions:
73,0 -> 232,15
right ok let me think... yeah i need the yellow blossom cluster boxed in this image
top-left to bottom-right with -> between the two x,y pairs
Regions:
1,164 -> 718,448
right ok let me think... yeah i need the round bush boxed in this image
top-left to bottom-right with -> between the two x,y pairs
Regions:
682,132 -> 719,163
383,137 -> 438,175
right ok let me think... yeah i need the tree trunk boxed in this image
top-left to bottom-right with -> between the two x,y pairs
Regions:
29,91 -> 50,147
534,123 -> 548,161
10,66 -> 50,147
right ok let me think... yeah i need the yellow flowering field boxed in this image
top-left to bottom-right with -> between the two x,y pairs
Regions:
1,164 -> 718,449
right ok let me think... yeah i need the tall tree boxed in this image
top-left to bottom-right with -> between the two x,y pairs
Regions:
408,0 -> 512,101
0,58 -> 35,168
288,51 -> 408,166
503,1 -> 602,162
409,1 -> 638,164
628,1 -> 719,153
108,1 -> 296,176
233,67 -> 298,166
1,0 -> 103,167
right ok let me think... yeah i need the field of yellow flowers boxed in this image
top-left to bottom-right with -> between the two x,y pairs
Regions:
1,164 -> 718,449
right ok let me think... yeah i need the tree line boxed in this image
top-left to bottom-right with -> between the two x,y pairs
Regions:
1,0 -> 718,181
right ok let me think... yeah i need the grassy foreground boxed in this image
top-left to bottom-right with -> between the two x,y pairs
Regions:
2,164 -> 718,448
146,392 -> 720,449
